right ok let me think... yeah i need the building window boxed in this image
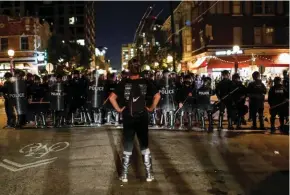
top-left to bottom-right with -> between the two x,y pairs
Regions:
0,38 -> 8,51
265,27 -> 274,44
21,37 -> 29,50
232,1 -> 241,14
254,27 -> 262,44
217,2 -> 223,14
253,1 -> 274,15
233,27 -> 242,45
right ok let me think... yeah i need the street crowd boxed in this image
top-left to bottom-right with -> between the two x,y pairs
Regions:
0,67 -> 288,134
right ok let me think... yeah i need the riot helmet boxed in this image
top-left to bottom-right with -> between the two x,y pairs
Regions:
273,77 -> 282,85
252,71 -> 260,81
221,70 -> 230,79
128,58 -> 141,75
183,75 -> 192,86
232,73 -> 240,82
4,72 -> 12,80
203,77 -> 211,87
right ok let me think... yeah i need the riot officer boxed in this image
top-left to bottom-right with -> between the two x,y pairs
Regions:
104,73 -> 119,124
247,71 -> 267,130
12,70 -> 27,128
68,70 -> 90,125
282,69 -> 289,125
177,75 -> 196,129
232,73 -> 247,129
158,69 -> 176,129
1,72 -> 16,128
215,70 -> 235,130
29,75 -> 47,127
87,70 -> 106,125
50,74 -> 65,127
196,77 -> 214,132
268,77 -> 288,134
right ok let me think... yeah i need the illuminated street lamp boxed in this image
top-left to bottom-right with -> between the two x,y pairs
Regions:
167,55 -> 173,63
7,49 -> 15,74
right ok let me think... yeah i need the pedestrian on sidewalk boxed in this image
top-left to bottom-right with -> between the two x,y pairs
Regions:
109,58 -> 160,183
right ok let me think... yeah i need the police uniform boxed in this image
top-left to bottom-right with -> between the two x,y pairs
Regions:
196,80 -> 214,131
215,77 -> 235,130
268,81 -> 288,133
247,79 -> 267,129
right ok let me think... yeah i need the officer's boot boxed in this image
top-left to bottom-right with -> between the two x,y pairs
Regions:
251,113 -> 257,129
228,118 -> 234,130
71,113 -> 75,126
259,115 -> 265,130
218,113 -> 224,131
179,111 -> 185,129
201,114 -> 206,131
142,151 -> 154,182
120,153 -> 131,183
236,116 -> 242,130
151,111 -> 157,127
169,110 -> 174,129
59,116 -> 64,127
115,112 -> 120,126
53,111 -> 57,127
34,114 -> 39,128
98,110 -> 103,126
106,111 -> 112,124
270,116 -> 275,134
164,112 -> 169,128
86,109 -> 92,125
207,111 -> 213,133
279,116 -> 285,133
188,112 -> 193,130
41,112 -> 46,128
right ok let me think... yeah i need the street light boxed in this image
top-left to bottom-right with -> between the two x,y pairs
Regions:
7,49 -> 15,74
232,45 -> 240,73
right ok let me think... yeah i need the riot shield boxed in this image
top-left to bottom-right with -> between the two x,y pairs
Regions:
50,82 -> 65,111
11,78 -> 27,115
159,79 -> 176,111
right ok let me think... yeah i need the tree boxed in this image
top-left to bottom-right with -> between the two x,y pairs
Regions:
47,34 -> 92,72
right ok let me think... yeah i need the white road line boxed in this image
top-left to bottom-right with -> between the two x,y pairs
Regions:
3,157 -> 57,168
0,160 -> 54,172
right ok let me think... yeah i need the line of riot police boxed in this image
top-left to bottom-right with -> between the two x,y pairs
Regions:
0,68 -> 288,133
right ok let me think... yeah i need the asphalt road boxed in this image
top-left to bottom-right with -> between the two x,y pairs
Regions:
0,99 -> 288,195
0,125 -> 288,195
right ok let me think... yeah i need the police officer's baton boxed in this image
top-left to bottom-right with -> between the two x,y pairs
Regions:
269,100 -> 289,110
215,87 -> 239,105
174,96 -> 190,115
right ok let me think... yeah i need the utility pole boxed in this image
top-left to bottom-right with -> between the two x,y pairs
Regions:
170,1 -> 176,72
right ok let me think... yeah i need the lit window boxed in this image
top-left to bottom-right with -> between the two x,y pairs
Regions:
69,17 -> 76,25
77,39 -> 85,46
232,1 -> 241,14
265,27 -> 274,44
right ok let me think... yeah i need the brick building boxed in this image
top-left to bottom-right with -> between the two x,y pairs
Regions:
0,15 -> 51,76
163,1 -> 289,78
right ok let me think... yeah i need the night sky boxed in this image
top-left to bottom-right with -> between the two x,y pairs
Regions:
95,1 -> 180,69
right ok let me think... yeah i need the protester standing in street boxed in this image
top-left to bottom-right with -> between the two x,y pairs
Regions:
109,58 -> 160,183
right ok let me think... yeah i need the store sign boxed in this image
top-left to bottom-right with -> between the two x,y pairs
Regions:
215,50 -> 243,56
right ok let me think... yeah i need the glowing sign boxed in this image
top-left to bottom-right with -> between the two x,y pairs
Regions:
216,50 -> 243,56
